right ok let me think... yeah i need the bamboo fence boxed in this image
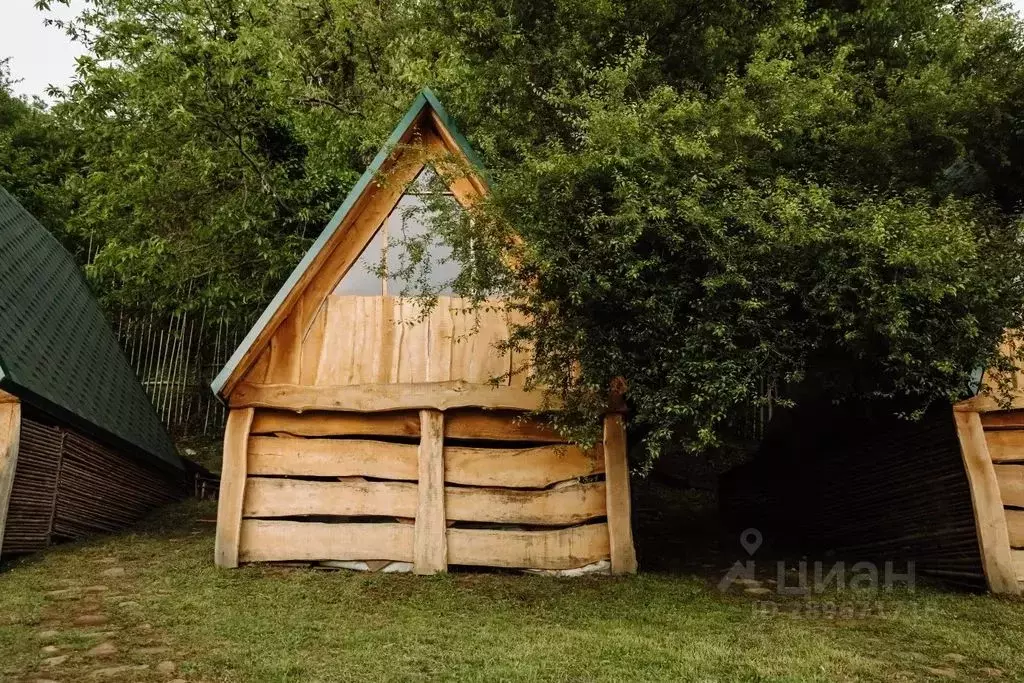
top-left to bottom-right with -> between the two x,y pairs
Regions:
114,308 -> 244,436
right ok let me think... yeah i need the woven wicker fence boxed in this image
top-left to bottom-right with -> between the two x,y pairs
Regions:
114,309 -> 244,437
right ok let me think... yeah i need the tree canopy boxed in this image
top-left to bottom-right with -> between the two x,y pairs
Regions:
12,0 -> 1024,460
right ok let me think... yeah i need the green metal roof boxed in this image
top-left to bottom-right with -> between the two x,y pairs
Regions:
212,88 -> 484,398
0,187 -> 182,471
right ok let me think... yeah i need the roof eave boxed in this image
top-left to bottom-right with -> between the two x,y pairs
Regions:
0,374 -> 184,472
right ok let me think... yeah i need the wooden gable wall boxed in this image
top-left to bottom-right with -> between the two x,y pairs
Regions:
231,110 -> 532,396
222,110 -> 484,398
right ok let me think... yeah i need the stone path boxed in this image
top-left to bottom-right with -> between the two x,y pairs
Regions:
30,554 -> 188,682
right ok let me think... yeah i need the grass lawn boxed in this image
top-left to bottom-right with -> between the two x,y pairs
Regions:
0,497 -> 1022,682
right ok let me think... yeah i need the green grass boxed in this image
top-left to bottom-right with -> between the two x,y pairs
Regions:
0,499 -> 1022,682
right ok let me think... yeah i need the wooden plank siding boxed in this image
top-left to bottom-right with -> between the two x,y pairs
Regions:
444,481 -> 606,526
243,296 -> 522,390
246,435 -> 602,489
239,520 -> 415,563
250,410 -> 421,439
242,477 -> 606,527
995,464 -> 1024,508
1007,508 -> 1024,549
244,478 -> 417,518
984,429 -> 1024,463
229,381 -> 549,413
249,408 -> 564,442
447,525 -> 611,570
248,436 -> 418,481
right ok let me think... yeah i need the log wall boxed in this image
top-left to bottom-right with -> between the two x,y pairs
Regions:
219,293 -> 636,573
1,410 -> 184,556
219,407 -> 632,573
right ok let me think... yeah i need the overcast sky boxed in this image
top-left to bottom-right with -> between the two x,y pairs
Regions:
1,0 -> 88,100
4,0 -> 1024,101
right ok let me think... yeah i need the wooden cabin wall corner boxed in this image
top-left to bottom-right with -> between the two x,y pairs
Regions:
215,407 -> 255,568
603,413 -> 637,575
0,399 -> 22,555
953,408 -> 1021,595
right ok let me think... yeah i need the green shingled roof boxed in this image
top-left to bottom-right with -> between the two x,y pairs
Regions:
0,187 -> 181,471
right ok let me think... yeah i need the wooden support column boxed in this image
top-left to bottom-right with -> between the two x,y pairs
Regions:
603,413 -> 637,575
216,407 -> 255,568
414,409 -> 447,574
954,410 -> 1020,595
0,401 -> 21,555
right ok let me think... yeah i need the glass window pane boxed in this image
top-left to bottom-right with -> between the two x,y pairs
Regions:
333,226 -> 385,295
386,192 -> 462,296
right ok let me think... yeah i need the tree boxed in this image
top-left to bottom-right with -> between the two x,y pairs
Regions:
0,58 -> 76,243
415,0 -> 1024,459
36,0 -> 1024,461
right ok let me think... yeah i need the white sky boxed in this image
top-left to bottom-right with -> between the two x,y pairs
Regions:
1,0 -> 87,101
3,0 -> 1024,101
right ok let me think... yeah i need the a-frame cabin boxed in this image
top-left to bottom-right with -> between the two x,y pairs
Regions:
211,89 -> 637,575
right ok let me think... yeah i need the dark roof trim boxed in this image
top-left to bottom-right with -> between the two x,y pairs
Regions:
0,376 -> 183,475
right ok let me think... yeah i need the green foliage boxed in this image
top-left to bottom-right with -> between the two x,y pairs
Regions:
13,0 -> 1024,460
0,59 -> 76,241
419,0 -> 1024,458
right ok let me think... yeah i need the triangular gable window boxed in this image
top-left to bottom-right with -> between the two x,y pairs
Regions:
333,166 -> 463,296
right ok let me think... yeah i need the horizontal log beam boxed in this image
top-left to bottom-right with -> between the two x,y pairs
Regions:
248,436 -> 417,480
996,464 -> 1024,507
250,410 -> 420,438
445,410 -> 565,443
1008,508 -> 1024,549
445,444 -> 604,488
956,393 -> 1024,413
247,436 -> 602,488
985,429 -> 1024,463
242,477 -> 605,527
446,481 -> 606,526
244,478 -> 416,518
447,524 -> 610,570
239,520 -> 414,563
250,408 -> 565,443
981,411 -> 1024,431
230,381 -> 551,413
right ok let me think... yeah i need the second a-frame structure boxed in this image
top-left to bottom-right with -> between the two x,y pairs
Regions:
212,89 -> 637,576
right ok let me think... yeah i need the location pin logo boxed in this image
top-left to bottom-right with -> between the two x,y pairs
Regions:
740,528 -> 762,556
